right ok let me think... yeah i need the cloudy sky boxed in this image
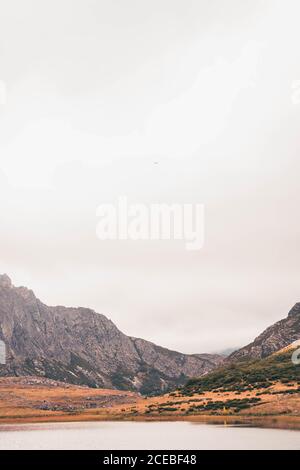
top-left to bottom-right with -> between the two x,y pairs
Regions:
0,0 -> 300,354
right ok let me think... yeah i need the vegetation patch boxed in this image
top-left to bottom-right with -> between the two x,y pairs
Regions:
181,351 -> 300,395
186,397 -> 262,414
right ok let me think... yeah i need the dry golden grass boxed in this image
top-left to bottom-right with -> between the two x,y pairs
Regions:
0,377 -> 299,429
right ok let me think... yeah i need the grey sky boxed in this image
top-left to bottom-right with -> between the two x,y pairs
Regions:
0,0 -> 300,353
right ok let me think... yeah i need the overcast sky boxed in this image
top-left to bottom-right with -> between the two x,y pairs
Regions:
0,0 -> 300,354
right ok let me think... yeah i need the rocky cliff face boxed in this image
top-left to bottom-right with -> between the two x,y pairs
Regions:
0,274 -> 223,394
228,303 -> 300,362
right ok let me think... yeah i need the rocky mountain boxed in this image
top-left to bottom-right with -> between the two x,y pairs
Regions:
0,274 -> 223,395
228,303 -> 300,362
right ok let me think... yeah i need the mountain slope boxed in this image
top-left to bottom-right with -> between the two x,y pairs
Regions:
182,343 -> 300,395
0,274 -> 223,394
228,303 -> 300,362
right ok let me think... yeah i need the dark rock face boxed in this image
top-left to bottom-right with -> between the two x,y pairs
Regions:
228,303 -> 300,362
0,274 -> 223,394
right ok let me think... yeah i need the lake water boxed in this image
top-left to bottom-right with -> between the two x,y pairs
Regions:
0,421 -> 299,450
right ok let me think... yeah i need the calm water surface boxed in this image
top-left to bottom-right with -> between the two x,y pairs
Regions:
0,421 -> 299,450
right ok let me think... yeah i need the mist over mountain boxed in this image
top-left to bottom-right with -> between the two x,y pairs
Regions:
228,303 -> 300,362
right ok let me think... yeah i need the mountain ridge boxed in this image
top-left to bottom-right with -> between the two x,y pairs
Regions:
227,302 -> 300,363
0,274 -> 223,395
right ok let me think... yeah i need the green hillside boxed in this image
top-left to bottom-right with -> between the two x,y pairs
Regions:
181,349 -> 300,395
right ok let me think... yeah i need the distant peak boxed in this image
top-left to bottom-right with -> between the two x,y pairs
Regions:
0,274 -> 12,288
287,303 -> 300,317
0,275 -> 35,300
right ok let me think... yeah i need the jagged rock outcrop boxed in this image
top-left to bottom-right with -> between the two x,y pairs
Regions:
228,303 -> 300,362
0,274 -> 223,394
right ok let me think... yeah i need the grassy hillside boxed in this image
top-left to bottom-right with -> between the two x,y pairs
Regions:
181,348 -> 300,395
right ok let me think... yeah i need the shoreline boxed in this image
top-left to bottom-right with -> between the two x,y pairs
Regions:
1,413 -> 300,431
1,376 -> 299,431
